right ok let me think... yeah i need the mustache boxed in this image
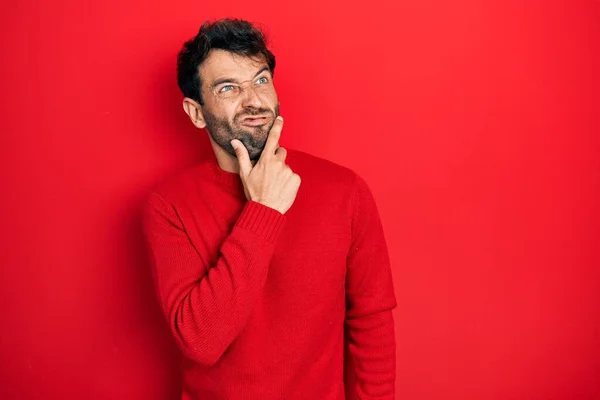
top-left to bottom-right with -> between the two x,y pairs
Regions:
236,108 -> 274,119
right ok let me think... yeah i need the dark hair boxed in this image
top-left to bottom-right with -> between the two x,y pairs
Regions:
177,18 -> 276,105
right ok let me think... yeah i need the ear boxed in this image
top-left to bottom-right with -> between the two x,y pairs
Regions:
182,97 -> 206,129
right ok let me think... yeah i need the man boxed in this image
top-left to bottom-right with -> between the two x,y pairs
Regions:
142,18 -> 397,400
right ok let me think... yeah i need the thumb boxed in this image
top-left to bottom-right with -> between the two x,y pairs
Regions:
230,139 -> 252,177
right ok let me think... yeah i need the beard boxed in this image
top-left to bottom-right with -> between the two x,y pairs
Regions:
203,103 -> 280,161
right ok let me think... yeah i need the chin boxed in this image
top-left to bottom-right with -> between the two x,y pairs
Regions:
223,141 -> 263,161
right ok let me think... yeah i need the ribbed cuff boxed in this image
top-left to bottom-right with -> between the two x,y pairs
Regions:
234,201 -> 286,243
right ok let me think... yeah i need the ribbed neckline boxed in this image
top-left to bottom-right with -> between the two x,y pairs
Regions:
204,156 -> 245,195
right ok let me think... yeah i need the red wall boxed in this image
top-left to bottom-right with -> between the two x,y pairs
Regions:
1,1 -> 599,399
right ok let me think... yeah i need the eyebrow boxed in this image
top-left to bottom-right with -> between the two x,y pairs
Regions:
211,66 -> 271,89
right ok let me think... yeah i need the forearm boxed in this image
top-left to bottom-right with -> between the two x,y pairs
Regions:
345,309 -> 396,399
168,225 -> 276,365
143,193 -> 285,366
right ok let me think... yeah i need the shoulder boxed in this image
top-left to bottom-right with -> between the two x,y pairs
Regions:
286,148 -> 360,190
286,149 -> 379,210
144,162 -> 211,206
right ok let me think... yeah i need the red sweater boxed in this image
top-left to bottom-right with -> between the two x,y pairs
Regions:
142,149 -> 397,399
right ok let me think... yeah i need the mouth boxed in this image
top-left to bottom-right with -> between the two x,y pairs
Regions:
240,115 -> 271,126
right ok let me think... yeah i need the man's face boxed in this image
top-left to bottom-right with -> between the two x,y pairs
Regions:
198,49 -> 279,161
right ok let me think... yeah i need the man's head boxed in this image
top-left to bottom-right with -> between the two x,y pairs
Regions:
177,19 -> 279,161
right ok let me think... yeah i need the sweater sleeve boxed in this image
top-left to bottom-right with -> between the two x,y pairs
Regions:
141,191 -> 285,367
344,175 -> 397,400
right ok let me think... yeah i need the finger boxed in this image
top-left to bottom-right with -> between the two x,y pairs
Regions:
231,139 -> 252,177
262,116 -> 284,159
282,165 -> 293,179
274,146 -> 287,161
292,173 -> 301,188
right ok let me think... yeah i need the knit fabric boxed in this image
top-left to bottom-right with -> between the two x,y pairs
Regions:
142,148 -> 397,399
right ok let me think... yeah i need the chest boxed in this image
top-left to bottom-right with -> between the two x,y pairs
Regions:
183,185 -> 352,307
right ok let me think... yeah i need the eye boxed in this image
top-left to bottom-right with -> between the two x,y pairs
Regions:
256,77 -> 268,84
219,85 -> 235,93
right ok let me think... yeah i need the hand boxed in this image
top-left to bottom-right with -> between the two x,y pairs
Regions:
230,116 -> 301,214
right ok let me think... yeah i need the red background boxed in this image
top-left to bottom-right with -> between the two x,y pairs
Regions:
1,1 -> 599,399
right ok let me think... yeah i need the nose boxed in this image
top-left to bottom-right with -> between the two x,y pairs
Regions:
240,85 -> 263,109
